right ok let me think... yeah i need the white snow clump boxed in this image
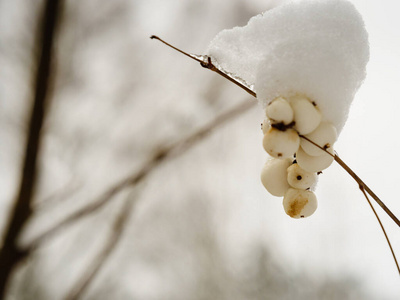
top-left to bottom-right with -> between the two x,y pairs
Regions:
207,0 -> 369,134
207,0 -> 369,219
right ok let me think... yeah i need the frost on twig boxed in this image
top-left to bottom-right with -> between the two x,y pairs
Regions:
151,35 -> 256,98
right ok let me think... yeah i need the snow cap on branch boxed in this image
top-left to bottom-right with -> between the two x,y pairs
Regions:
207,0 -> 369,134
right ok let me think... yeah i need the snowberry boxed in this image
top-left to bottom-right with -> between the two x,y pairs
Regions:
261,118 -> 270,134
283,188 -> 318,219
260,158 -> 292,196
287,163 -> 317,190
300,122 -> 337,156
290,96 -> 322,135
263,127 -> 300,158
266,97 -> 294,125
296,146 -> 334,173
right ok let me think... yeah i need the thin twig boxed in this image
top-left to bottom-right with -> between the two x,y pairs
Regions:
32,181 -> 82,210
64,191 -> 137,300
23,99 -> 256,253
300,135 -> 400,227
359,186 -> 400,276
150,35 -> 256,98
0,0 -> 62,297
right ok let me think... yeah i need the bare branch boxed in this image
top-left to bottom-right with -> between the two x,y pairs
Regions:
300,135 -> 400,227
32,181 -> 82,210
300,136 -> 400,276
0,0 -> 62,297
64,191 -> 137,300
23,99 -> 256,252
151,35 -> 256,98
359,186 -> 400,276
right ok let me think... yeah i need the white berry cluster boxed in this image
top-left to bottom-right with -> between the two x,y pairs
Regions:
260,95 -> 337,218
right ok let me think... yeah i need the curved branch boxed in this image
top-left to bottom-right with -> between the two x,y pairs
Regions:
23,99 -> 256,253
64,191 -> 136,300
300,135 -> 400,227
359,187 -> 400,276
151,36 -> 256,97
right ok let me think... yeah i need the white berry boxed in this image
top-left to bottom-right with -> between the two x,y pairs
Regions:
290,96 -> 322,135
287,163 -> 317,190
266,97 -> 294,125
300,122 -> 337,156
283,188 -> 318,219
260,158 -> 292,196
261,118 -> 270,134
296,146 -> 334,173
263,127 -> 300,158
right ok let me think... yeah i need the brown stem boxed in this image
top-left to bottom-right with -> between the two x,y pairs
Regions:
359,187 -> 400,276
299,135 -> 400,227
0,0 -> 61,297
150,35 -> 256,98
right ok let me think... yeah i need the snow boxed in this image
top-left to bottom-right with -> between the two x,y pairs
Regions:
207,0 -> 369,134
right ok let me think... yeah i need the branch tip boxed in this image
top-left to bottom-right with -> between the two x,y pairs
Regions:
151,36 -> 256,97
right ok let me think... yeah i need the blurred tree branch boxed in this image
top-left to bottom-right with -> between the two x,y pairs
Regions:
65,190 -> 137,300
0,0 -> 63,297
32,180 -> 82,210
24,99 -> 256,253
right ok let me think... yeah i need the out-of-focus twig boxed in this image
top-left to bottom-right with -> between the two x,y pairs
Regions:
23,99 -> 256,253
0,0 -> 62,297
32,181 -> 82,210
64,190 -> 137,300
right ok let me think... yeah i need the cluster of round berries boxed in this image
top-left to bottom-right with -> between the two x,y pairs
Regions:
260,95 -> 337,218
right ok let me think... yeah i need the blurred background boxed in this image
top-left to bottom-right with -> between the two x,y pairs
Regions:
1,0 -> 400,299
